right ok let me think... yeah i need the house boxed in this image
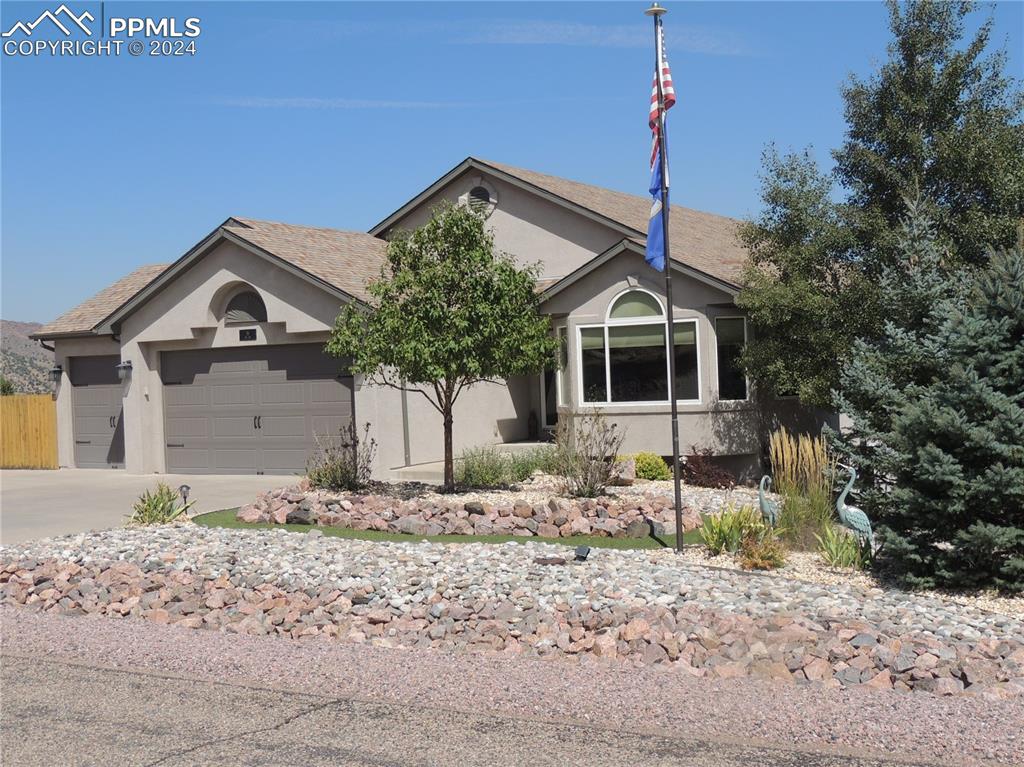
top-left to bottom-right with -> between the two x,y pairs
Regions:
32,157 -> 832,479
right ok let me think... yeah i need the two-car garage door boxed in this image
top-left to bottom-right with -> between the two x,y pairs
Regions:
161,344 -> 353,475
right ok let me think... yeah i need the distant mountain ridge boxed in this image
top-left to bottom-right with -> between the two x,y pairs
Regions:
1,320 -> 53,393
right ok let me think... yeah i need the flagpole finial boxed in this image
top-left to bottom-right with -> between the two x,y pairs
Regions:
644,3 -> 667,17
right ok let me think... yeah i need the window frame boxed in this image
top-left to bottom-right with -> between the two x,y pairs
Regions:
714,315 -> 749,403
555,325 -> 568,407
575,288 -> 702,407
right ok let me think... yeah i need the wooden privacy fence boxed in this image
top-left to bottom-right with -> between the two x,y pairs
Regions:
0,394 -> 58,469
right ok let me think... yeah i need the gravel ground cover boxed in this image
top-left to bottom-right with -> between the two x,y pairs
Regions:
2,526 -> 1021,699
3,606 -> 1022,766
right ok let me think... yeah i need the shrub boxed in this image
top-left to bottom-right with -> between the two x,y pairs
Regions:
553,410 -> 626,497
307,422 -> 377,491
126,483 -> 193,526
631,452 -> 671,481
455,444 -> 557,488
768,427 -> 837,550
815,524 -> 871,569
682,447 -> 735,489
740,534 -> 787,570
700,504 -> 765,555
508,444 -> 558,480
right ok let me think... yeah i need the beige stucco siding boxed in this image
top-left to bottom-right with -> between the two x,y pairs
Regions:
382,169 -> 625,281
116,241 -> 348,474
542,248 -> 759,459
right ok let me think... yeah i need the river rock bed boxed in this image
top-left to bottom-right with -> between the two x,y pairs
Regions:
236,483 -> 713,538
2,526 -> 1022,698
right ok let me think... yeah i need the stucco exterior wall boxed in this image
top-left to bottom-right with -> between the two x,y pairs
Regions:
381,169 -> 624,281
543,248 -> 762,474
116,241 -> 347,474
357,376 -> 534,475
51,335 -> 123,468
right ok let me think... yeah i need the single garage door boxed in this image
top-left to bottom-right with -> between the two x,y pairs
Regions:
161,344 -> 353,475
70,355 -> 125,469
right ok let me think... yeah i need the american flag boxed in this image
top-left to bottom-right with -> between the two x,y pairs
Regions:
648,17 -> 676,169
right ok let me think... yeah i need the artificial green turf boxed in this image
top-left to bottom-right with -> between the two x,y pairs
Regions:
194,507 -> 704,550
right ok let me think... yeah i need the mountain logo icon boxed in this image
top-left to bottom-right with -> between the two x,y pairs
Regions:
2,4 -> 94,37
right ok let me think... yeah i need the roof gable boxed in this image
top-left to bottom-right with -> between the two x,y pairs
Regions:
371,157 -> 748,288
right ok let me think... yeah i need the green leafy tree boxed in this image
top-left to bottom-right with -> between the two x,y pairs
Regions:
0,376 -> 15,396
738,0 -> 1023,403
836,0 -> 1024,272
327,202 -> 558,491
737,149 -> 862,405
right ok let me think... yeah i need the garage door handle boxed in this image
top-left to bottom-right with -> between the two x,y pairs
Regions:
75,440 -> 91,445
257,415 -> 262,429
166,443 -> 185,448
110,416 -> 115,428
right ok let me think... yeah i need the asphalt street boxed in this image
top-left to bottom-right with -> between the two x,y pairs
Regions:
0,654 -> 939,767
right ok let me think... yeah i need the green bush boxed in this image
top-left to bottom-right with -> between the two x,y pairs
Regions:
307,422 -> 377,492
456,444 -> 557,489
126,483 -> 193,526
776,493 -> 835,552
815,525 -> 871,569
700,504 -> 766,555
631,452 -> 671,481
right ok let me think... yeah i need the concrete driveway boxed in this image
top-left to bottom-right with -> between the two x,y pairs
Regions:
0,469 -> 291,544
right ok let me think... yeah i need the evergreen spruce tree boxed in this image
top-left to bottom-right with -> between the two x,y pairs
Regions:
882,246 -> 1024,591
833,202 -> 963,523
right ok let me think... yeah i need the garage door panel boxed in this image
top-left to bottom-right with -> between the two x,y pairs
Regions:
164,386 -> 208,407
259,415 -> 307,439
212,449 -> 260,471
161,345 -> 353,475
211,383 -> 257,407
166,416 -> 209,439
262,449 -> 310,475
212,415 -> 257,438
260,382 -> 305,405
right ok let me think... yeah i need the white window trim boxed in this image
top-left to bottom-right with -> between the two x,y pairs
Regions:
714,315 -> 749,403
605,286 -> 665,322
555,325 -> 568,408
576,317 -> 702,408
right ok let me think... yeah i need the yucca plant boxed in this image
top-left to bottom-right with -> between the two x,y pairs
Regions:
700,503 -> 766,555
815,524 -> 871,569
125,483 -> 194,527
768,427 -> 837,550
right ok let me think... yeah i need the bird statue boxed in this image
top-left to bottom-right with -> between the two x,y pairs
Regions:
758,475 -> 780,528
835,464 -> 873,550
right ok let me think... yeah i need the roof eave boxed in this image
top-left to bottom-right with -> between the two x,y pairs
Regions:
94,223 -> 367,335
369,158 -> 642,242
539,239 -> 741,306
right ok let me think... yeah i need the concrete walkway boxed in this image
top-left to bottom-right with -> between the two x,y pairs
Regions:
0,469 -> 290,544
0,655 -> 929,767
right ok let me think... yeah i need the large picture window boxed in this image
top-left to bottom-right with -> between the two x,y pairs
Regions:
578,289 -> 701,405
715,317 -> 748,401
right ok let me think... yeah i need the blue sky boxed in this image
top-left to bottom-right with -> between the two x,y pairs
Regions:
2,1 -> 1021,323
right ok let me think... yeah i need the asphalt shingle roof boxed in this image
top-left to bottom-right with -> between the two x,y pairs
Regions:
476,159 -> 748,287
33,264 -> 169,338
223,217 -> 387,303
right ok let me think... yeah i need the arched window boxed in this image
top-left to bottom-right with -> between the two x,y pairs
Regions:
224,291 -> 267,324
578,289 -> 701,405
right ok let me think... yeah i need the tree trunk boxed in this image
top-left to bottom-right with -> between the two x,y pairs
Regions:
442,405 -> 455,492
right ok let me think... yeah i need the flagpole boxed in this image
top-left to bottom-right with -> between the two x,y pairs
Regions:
645,2 -> 684,552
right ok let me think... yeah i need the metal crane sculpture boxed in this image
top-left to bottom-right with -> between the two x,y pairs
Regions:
758,475 -> 780,528
836,464 -> 873,549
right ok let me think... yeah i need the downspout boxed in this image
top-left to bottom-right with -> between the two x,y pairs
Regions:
38,339 -> 54,352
